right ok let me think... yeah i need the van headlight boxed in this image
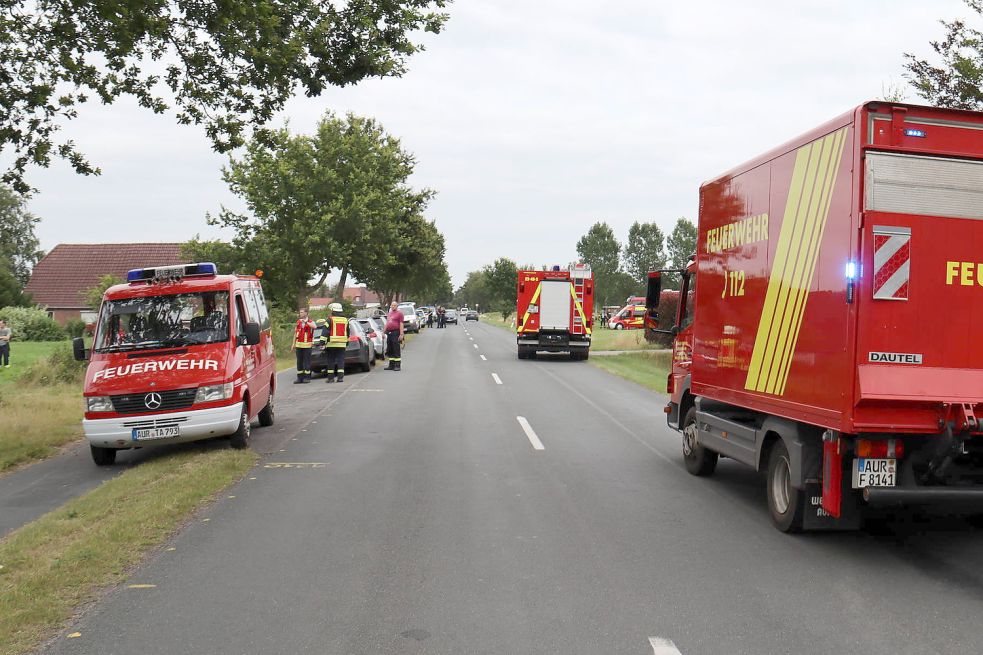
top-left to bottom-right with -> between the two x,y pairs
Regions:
86,396 -> 113,412
195,383 -> 234,404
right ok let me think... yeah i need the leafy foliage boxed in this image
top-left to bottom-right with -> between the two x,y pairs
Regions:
664,217 -> 697,290
0,186 -> 42,286
905,1 -> 983,110
0,0 -> 450,193
208,112 -> 441,308
0,306 -> 64,341
623,221 -> 666,284
82,274 -> 123,310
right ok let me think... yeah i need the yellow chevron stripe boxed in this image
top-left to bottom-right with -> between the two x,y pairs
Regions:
745,145 -> 811,391
518,283 -> 542,333
569,284 -> 592,336
777,128 -> 847,394
745,128 -> 847,395
764,131 -> 834,394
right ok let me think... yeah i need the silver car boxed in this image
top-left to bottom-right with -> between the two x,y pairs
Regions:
355,318 -> 386,359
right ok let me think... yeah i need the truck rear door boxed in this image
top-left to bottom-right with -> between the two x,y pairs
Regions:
539,280 -> 571,330
857,149 -> 983,414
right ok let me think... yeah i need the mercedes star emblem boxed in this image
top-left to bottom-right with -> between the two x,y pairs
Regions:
144,392 -> 163,410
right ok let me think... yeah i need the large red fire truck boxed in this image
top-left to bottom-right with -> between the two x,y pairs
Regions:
74,263 -> 276,465
516,264 -> 593,360
648,101 -> 983,532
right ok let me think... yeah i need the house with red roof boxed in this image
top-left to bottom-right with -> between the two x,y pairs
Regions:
24,243 -> 189,324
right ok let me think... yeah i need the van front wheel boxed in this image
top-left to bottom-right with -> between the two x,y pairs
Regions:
90,445 -> 117,466
258,388 -> 275,427
230,403 -> 251,449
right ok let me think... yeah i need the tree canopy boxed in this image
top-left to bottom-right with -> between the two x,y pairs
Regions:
623,221 -> 666,284
0,0 -> 449,193
905,1 -> 983,110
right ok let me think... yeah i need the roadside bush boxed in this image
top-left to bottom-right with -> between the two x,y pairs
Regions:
0,306 -> 65,341
18,344 -> 87,386
63,318 -> 86,339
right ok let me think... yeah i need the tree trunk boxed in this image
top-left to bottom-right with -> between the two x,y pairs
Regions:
334,266 -> 349,301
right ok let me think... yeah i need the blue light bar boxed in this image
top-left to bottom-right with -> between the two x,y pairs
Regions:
845,261 -> 857,280
126,262 -> 218,283
904,128 -> 926,138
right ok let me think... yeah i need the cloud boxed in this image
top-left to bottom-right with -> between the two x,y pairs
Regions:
23,0 -> 972,286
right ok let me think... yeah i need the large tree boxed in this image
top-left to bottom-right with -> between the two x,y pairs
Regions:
905,1 -> 983,110
485,257 -> 519,318
664,217 -> 698,290
622,220 -> 666,284
0,186 -> 43,285
576,221 -> 622,306
210,112 -> 434,308
0,0 -> 449,193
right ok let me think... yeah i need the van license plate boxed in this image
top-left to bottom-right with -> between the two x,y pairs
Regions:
852,458 -> 896,488
132,427 -> 180,441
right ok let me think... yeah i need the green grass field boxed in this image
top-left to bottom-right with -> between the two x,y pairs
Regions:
0,341 -> 68,388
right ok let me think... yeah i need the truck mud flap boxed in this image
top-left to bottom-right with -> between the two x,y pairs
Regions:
803,481 -> 862,530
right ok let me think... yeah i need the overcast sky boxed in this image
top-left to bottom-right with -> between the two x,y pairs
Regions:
24,0 -> 971,287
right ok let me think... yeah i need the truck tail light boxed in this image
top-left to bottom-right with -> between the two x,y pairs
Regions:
856,438 -> 904,458
666,372 -> 674,394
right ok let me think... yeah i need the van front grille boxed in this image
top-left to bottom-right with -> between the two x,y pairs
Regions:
110,389 -> 196,414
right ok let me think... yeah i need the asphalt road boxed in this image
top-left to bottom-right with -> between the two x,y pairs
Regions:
40,321 -> 983,654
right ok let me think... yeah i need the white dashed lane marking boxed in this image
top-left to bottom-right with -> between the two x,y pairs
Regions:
480,355 -> 487,361
473,344 -> 479,349
649,637 -> 682,654
516,416 -> 544,451
492,373 -> 502,385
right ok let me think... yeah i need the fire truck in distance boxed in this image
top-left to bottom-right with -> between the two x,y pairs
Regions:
516,263 -> 593,360
74,263 -> 276,466
648,101 -> 983,532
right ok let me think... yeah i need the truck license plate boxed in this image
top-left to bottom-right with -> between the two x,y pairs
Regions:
132,426 -> 180,441
852,458 -> 896,488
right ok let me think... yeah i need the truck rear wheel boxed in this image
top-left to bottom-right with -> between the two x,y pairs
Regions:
517,347 -> 527,360
682,407 -> 717,476
766,440 -> 804,533
90,445 -> 117,466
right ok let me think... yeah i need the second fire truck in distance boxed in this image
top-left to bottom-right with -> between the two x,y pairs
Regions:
648,101 -> 983,532
516,264 -> 593,360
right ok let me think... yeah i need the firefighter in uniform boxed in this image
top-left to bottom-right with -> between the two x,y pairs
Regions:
292,308 -> 316,383
323,303 -> 349,383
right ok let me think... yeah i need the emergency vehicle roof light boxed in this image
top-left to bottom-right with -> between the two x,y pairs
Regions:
845,261 -> 857,280
126,262 -> 218,283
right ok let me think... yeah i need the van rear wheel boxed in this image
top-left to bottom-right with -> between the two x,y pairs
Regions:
682,406 -> 718,476
90,445 -> 117,466
229,402 -> 251,449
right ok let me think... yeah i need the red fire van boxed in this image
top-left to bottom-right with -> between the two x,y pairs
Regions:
73,263 -> 276,465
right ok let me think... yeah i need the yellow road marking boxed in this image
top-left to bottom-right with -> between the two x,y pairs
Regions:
262,462 -> 327,469
67,632 -> 81,639
127,584 -> 157,589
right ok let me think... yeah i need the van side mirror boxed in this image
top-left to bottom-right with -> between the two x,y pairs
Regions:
244,322 -> 261,346
72,337 -> 89,361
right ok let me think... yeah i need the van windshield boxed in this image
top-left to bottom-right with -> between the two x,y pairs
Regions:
93,291 -> 231,353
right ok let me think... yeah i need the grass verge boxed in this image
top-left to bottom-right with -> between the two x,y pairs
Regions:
589,351 -> 672,393
0,385 -> 83,473
0,448 -> 256,655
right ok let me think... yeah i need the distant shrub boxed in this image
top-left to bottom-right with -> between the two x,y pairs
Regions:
19,344 -> 86,386
64,318 -> 86,339
0,306 -> 65,341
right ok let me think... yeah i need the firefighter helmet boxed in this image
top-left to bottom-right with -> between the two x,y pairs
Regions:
329,303 -> 343,313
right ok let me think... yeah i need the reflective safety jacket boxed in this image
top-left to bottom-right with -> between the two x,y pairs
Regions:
294,319 -> 315,348
326,316 -> 348,348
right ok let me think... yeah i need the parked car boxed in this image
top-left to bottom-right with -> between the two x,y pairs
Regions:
355,317 -> 385,359
445,309 -> 458,324
398,303 -> 420,333
416,309 -> 427,327
311,317 -> 374,374
466,310 -> 478,321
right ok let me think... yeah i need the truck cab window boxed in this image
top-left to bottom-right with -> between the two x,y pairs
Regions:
680,272 -> 697,330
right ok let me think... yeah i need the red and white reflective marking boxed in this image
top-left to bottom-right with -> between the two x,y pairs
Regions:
872,226 -> 911,300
